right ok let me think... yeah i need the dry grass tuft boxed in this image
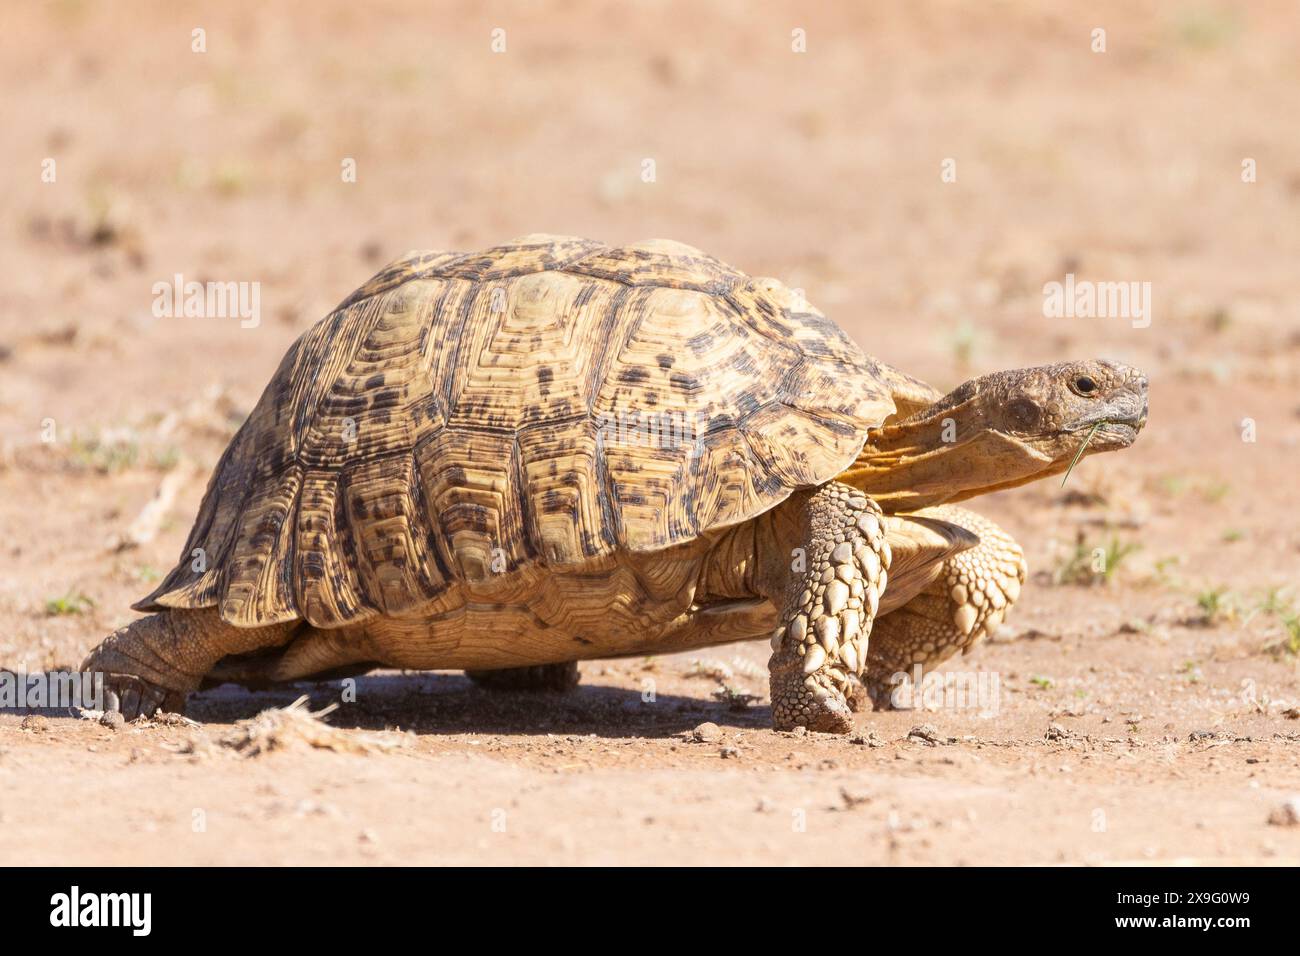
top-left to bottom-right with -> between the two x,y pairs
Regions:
217,696 -> 409,758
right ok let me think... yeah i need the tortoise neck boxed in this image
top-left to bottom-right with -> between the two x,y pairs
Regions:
837,417 -> 974,512
838,414 -> 1058,513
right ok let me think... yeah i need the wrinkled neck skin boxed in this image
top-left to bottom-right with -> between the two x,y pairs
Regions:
838,401 -> 1060,514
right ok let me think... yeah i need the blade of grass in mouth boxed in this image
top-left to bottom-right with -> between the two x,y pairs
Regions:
1061,420 -> 1106,488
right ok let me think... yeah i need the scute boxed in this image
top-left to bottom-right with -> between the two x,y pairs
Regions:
136,237 -> 898,628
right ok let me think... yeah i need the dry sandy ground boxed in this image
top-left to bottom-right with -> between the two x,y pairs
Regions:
1,1 -> 1299,865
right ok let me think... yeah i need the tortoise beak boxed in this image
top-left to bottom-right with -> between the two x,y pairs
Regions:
1093,366 -> 1148,445
1114,366 -> 1148,428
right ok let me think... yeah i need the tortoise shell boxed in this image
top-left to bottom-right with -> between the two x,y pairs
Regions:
137,235 -> 898,628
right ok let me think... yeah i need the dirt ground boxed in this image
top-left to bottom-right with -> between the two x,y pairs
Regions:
2,1 -> 1299,866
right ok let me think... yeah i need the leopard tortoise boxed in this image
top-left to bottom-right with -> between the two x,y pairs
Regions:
83,235 -> 1148,732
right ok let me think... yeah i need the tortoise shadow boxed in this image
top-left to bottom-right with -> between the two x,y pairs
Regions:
186,671 -> 772,738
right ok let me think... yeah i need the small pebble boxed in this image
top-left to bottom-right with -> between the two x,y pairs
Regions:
690,721 -> 722,743
908,724 -> 945,745
1267,797 -> 1300,827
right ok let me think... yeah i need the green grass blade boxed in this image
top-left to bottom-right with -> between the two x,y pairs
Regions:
1061,420 -> 1106,487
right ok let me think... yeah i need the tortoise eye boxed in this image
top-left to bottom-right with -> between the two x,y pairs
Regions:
1072,375 -> 1098,395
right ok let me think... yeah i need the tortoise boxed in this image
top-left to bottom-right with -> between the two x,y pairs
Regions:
83,235 -> 1148,732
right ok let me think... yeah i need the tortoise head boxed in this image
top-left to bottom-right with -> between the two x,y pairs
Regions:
842,360 -> 1148,511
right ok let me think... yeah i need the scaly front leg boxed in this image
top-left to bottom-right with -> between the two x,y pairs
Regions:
860,505 -> 1025,709
765,482 -> 890,733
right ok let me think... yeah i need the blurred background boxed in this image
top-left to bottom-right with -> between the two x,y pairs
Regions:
4,0 -> 1300,648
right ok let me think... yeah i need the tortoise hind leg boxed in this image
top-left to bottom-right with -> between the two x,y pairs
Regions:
81,608 -> 298,719
465,662 -> 580,693
859,505 -> 1026,710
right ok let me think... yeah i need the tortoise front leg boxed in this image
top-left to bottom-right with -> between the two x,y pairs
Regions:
765,482 -> 890,733
81,608 -> 297,719
859,506 -> 1025,709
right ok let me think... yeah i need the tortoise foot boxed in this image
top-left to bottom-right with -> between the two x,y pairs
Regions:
770,663 -> 855,733
95,673 -> 185,720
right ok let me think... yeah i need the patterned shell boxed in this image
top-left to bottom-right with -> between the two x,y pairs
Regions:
137,236 -> 897,629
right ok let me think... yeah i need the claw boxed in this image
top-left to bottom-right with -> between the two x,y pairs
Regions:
120,685 -> 141,719
814,696 -> 853,733
95,674 -> 175,720
142,685 -> 167,715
